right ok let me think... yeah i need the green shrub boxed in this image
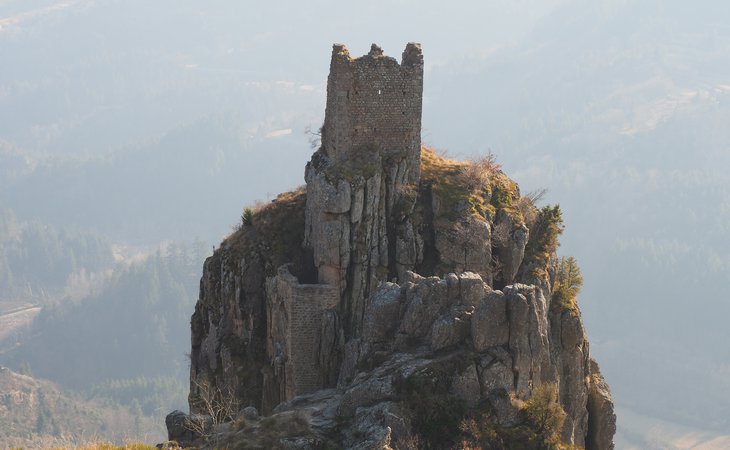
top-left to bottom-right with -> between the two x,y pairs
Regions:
398,369 -> 466,449
453,384 -> 573,450
552,257 -> 583,314
241,208 -> 254,227
521,205 -> 564,279
522,383 -> 567,446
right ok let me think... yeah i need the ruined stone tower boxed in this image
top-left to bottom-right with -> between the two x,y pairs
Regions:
191,42 -> 428,411
305,42 -> 424,337
321,43 -> 424,182
265,43 -> 425,403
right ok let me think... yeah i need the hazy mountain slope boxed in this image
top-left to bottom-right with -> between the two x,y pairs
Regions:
0,243 -> 208,448
0,303 -> 40,349
2,244 -> 204,391
614,407 -> 730,450
0,209 -> 114,300
0,366 -> 164,448
1,116 -> 316,243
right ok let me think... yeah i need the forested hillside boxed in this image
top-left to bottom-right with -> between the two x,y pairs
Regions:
3,242 -> 205,400
0,209 -> 114,300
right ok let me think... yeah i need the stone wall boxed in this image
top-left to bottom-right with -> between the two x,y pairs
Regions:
304,43 -> 425,336
322,43 -> 424,184
267,266 -> 339,400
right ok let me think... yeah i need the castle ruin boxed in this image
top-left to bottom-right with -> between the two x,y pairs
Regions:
268,43 -> 424,402
322,43 -> 424,183
184,42 -> 616,449
266,265 -> 339,399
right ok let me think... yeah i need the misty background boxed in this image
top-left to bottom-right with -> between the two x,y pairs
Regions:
1,0 -> 729,448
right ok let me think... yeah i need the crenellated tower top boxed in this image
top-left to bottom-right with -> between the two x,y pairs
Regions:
321,42 -> 424,183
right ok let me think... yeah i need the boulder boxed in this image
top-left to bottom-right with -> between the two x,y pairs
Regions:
472,290 -> 509,350
165,410 -> 195,444
239,406 -> 259,421
450,364 -> 481,407
362,283 -> 404,343
430,306 -> 473,351
477,349 -> 515,394
458,272 -> 488,307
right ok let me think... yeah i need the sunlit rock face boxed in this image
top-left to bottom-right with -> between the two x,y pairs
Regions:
182,43 -> 615,450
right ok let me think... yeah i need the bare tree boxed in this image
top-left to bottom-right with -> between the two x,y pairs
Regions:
185,378 -> 241,443
491,220 -> 512,247
515,188 -> 547,229
460,152 -> 502,190
524,188 -> 547,205
305,125 -> 322,149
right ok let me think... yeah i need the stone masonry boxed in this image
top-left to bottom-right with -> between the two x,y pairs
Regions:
268,43 -> 425,401
266,265 -> 339,400
305,43 -> 424,338
322,42 -> 424,182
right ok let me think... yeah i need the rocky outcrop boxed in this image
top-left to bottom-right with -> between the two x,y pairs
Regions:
587,359 -> 617,450
165,410 -> 196,445
492,210 -> 529,286
433,213 -> 492,284
180,43 -> 615,450
188,188 -> 309,413
180,271 -> 613,449
185,267 -> 615,449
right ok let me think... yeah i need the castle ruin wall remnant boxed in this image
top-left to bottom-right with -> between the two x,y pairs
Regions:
266,265 -> 339,401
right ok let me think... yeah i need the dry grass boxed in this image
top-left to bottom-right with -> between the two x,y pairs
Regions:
420,146 -> 521,223
421,146 -> 486,221
223,187 -> 307,276
392,432 -> 422,450
9,439 -> 165,450
217,410 -> 317,449
75,444 -> 162,450
515,189 -> 547,230
420,145 -> 468,182
460,152 -> 502,191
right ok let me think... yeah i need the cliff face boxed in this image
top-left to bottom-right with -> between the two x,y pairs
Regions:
183,43 -> 615,449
